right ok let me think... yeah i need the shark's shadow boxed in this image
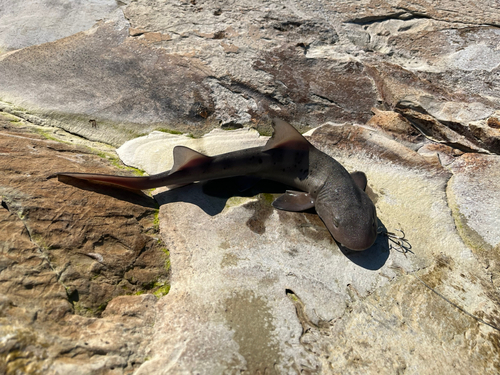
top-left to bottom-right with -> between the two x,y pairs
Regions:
155,177 -> 390,271
154,178 -> 288,215
57,175 -> 390,270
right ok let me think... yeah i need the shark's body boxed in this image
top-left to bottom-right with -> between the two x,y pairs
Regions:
58,119 -> 378,250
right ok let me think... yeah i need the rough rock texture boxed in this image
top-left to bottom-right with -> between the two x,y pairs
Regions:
1,0 -> 499,151
119,122 -> 498,374
0,0 -> 120,52
0,114 -> 169,374
1,1 -> 500,374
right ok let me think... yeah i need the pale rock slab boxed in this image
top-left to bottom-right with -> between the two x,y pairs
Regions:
117,128 -> 268,174
448,154 -> 500,250
110,124 -> 500,373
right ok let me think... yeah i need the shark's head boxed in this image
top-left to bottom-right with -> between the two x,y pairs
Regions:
315,179 -> 378,251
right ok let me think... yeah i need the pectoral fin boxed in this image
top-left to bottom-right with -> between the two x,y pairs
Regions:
350,171 -> 368,191
272,190 -> 315,212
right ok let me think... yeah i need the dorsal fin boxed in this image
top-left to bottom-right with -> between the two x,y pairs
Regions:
264,118 -> 310,151
169,146 -> 211,174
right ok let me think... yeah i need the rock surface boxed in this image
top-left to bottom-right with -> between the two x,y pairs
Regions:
0,0 -> 120,52
0,1 -> 500,374
116,127 -> 268,174
123,122 -> 499,374
0,114 -> 168,374
1,0 -> 499,151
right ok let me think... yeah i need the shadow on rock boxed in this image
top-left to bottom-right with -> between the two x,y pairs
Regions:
60,174 -> 391,269
154,183 -> 228,216
154,177 -> 290,216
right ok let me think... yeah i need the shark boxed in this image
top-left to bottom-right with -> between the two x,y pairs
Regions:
57,118 -> 378,251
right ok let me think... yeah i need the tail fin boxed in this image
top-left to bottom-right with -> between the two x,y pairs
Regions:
57,172 -> 159,190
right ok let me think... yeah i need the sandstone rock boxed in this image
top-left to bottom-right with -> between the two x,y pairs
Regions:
1,0 -> 500,373
0,0 -> 119,52
109,123 -> 499,374
0,114 -> 168,373
1,0 -> 497,154
2,114 -> 500,373
346,18 -> 500,153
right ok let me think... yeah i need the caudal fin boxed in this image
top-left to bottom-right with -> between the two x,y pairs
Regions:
57,172 -> 158,190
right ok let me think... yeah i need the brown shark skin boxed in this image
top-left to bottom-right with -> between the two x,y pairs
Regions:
58,119 -> 378,251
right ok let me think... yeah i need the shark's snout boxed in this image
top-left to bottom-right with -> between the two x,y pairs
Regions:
316,189 -> 378,251
340,208 -> 378,251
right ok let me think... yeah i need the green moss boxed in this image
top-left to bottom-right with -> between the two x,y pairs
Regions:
260,193 -> 275,204
73,300 -> 109,317
224,196 -> 256,208
40,132 -> 64,143
161,248 -> 171,272
95,302 -> 108,314
155,127 -> 184,135
153,211 -> 160,232
73,302 -> 85,316
30,234 -> 53,252
153,282 -> 171,298
256,127 -> 273,137
1,112 -> 22,123
446,179 -> 492,255
0,326 -> 45,374
85,148 -> 147,176
224,193 -> 276,211
141,280 -> 156,290
29,126 -> 73,145
453,211 -> 492,253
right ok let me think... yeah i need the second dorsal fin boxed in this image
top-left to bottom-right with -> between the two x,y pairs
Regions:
169,145 -> 211,174
264,118 -> 310,151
